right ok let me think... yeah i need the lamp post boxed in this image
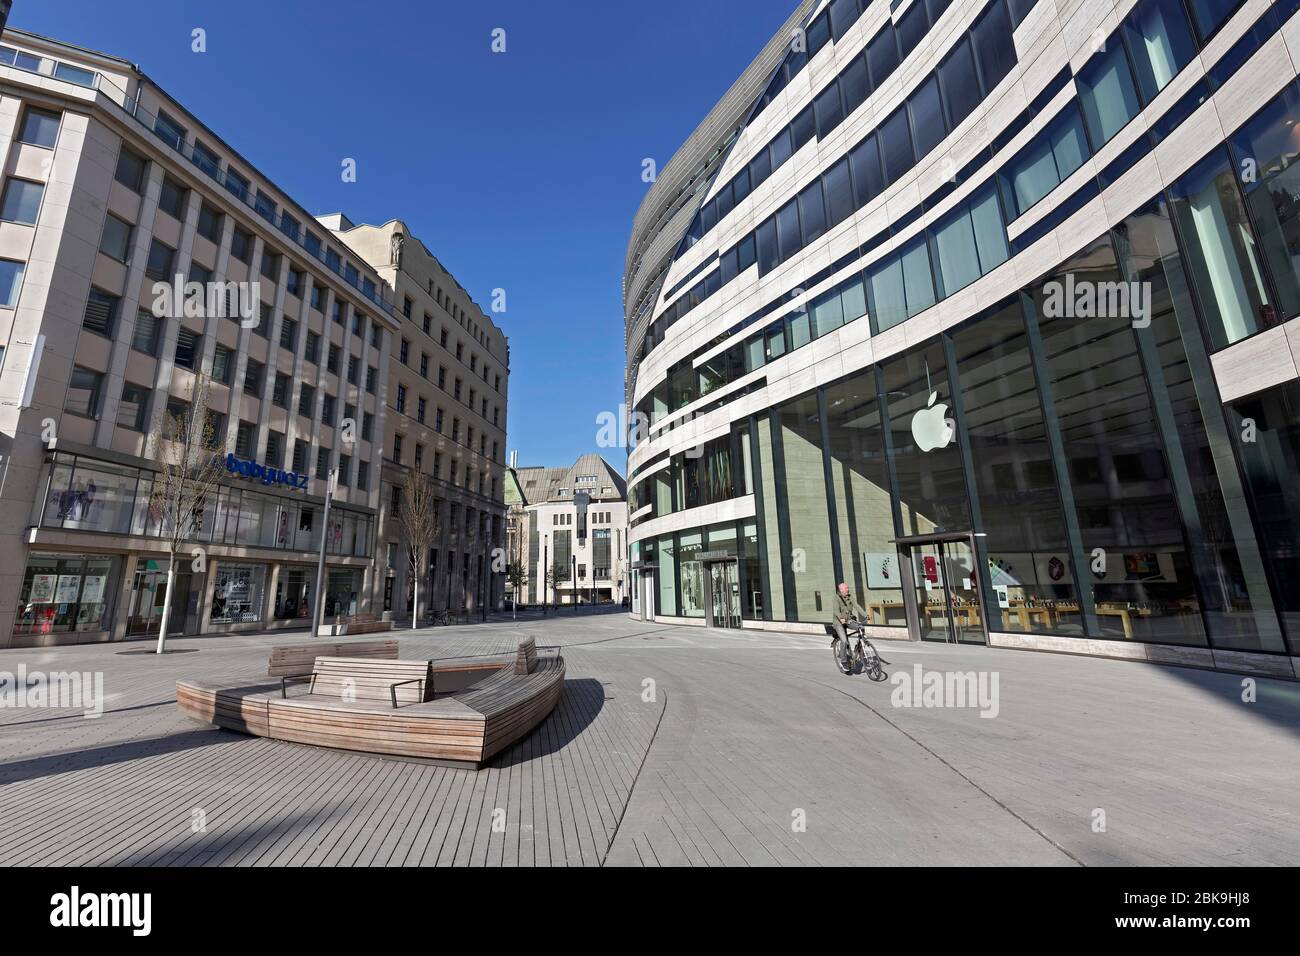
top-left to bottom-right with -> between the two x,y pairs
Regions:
571,553 -> 577,611
311,467 -> 338,638
542,535 -> 548,617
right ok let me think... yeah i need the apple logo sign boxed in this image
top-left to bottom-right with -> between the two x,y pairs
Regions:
910,390 -> 955,452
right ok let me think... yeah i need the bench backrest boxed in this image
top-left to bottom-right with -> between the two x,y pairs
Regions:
268,640 -> 398,677
309,656 -> 433,704
515,637 -> 538,675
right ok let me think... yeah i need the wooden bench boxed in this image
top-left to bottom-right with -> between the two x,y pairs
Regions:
178,638 -> 564,767
296,656 -> 434,707
267,640 -> 399,678
333,613 -> 393,636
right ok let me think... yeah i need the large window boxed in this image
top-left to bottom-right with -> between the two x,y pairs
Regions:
776,393 -> 836,621
65,366 -> 103,418
14,554 -> 119,636
210,564 -> 267,624
824,372 -> 906,627
1123,0 -> 1197,102
999,105 -> 1089,218
1228,379 -> 1300,653
1077,42 -> 1141,148
1165,149 -> 1274,349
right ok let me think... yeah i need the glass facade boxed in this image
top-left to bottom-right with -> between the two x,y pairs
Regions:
14,554 -> 120,635
39,452 -> 373,557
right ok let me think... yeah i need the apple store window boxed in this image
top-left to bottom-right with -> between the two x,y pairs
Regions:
775,392 -> 836,622
824,372 -> 908,628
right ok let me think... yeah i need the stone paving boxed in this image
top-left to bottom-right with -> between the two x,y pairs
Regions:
1,609 -> 1298,866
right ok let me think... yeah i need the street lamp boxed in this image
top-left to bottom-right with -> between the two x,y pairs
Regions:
311,467 -> 338,638
571,553 -> 577,611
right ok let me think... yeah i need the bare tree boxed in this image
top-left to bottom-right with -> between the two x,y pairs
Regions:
505,561 -> 526,619
397,468 -> 440,630
148,370 -> 225,654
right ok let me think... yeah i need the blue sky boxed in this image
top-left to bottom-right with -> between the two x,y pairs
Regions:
14,0 -> 797,473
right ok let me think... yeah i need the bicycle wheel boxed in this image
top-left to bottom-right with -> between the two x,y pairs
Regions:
831,639 -> 852,675
866,647 -> 888,682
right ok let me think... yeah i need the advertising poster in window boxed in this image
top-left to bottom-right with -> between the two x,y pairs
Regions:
81,574 -> 107,604
55,574 -> 82,604
30,573 -> 57,603
865,552 -> 899,589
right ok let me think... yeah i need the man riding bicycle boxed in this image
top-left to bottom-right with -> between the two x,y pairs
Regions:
832,582 -> 868,668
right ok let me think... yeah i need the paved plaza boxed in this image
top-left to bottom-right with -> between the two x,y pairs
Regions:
1,611 -> 1298,866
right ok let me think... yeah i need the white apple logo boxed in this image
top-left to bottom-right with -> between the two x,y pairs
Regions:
911,390 -> 954,452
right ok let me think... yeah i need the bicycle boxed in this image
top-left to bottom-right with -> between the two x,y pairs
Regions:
432,608 -> 454,627
831,619 -> 888,681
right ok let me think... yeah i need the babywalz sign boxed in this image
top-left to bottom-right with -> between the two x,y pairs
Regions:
223,453 -> 308,490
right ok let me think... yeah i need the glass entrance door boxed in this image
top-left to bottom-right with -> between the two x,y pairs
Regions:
706,561 -> 740,628
907,537 -> 985,645
127,566 -> 193,636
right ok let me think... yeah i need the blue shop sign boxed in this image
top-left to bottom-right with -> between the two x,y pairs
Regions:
224,453 -> 308,490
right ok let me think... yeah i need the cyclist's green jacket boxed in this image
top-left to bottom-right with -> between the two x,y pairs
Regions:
835,592 -> 867,622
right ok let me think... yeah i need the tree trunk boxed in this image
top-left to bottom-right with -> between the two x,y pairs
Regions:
412,567 -> 419,631
155,551 -> 177,655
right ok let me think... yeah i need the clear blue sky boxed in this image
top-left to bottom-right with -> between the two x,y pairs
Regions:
14,0 -> 797,474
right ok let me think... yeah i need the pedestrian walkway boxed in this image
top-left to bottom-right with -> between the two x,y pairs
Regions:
1,614 -> 1297,865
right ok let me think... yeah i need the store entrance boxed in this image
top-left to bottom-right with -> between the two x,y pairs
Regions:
126,563 -> 195,636
896,533 -> 987,645
704,559 -> 741,629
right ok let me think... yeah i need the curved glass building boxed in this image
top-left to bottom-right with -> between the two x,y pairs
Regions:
624,0 -> 1300,677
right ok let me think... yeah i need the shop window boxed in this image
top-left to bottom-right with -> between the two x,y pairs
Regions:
210,564 -> 267,624
14,554 -> 119,635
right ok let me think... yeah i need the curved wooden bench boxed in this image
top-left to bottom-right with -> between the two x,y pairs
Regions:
267,639 -> 398,678
177,641 -> 564,767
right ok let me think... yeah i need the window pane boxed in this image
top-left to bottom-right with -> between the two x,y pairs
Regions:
840,54 -> 871,116
814,84 -> 844,139
1167,148 -> 1275,348
1229,81 -> 1300,320
776,393 -> 835,621
939,40 -> 981,130
829,0 -> 861,41
879,106 -> 915,185
897,2 -> 929,59
770,127 -> 793,168
100,214 -> 132,262
1,178 -> 43,224
869,256 -> 907,332
83,288 -> 118,337
791,105 -> 816,151
1124,0 -> 1197,102
811,286 -> 845,337
908,76 -> 945,159
971,0 -> 1016,94
841,274 -> 867,321
850,135 -> 883,206
1186,0 -> 1241,42
756,217 -> 779,275
1078,43 -> 1141,147
117,383 -> 150,431
0,259 -> 25,307
18,107 -> 60,147
969,186 -> 1009,273
900,238 -> 936,316
798,179 -> 827,246
866,24 -> 899,87
933,206 -> 981,294
776,199 -> 802,262
823,157 -> 855,227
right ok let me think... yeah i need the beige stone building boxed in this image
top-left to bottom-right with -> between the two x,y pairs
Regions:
0,27 -> 404,646
322,216 -> 509,619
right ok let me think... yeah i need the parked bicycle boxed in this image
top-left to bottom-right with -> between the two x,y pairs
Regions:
831,619 -> 888,681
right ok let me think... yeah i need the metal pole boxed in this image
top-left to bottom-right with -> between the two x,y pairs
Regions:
572,554 -> 576,611
542,537 -> 548,616
311,468 -> 337,638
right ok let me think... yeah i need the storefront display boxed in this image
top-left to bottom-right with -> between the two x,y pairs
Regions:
210,564 -> 267,625
14,554 -> 119,635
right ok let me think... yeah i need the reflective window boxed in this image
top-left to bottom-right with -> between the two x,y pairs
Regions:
866,23 -> 899,87
908,76 -> 945,160
814,84 -> 845,139
850,135 -> 883,207
879,106 -> 914,185
776,393 -> 835,621
938,40 -> 981,130
971,0 -> 1016,93
823,157 -> 855,228
1077,42 -> 1141,147
1123,0 -> 1197,102
1166,148 -> 1275,349
798,179 -> 827,246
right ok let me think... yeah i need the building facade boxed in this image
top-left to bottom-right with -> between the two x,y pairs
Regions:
624,0 -> 1300,678
0,28 -> 403,646
321,216 -> 510,620
510,455 -> 628,607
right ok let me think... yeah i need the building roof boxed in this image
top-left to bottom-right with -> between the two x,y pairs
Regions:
511,454 -> 626,505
